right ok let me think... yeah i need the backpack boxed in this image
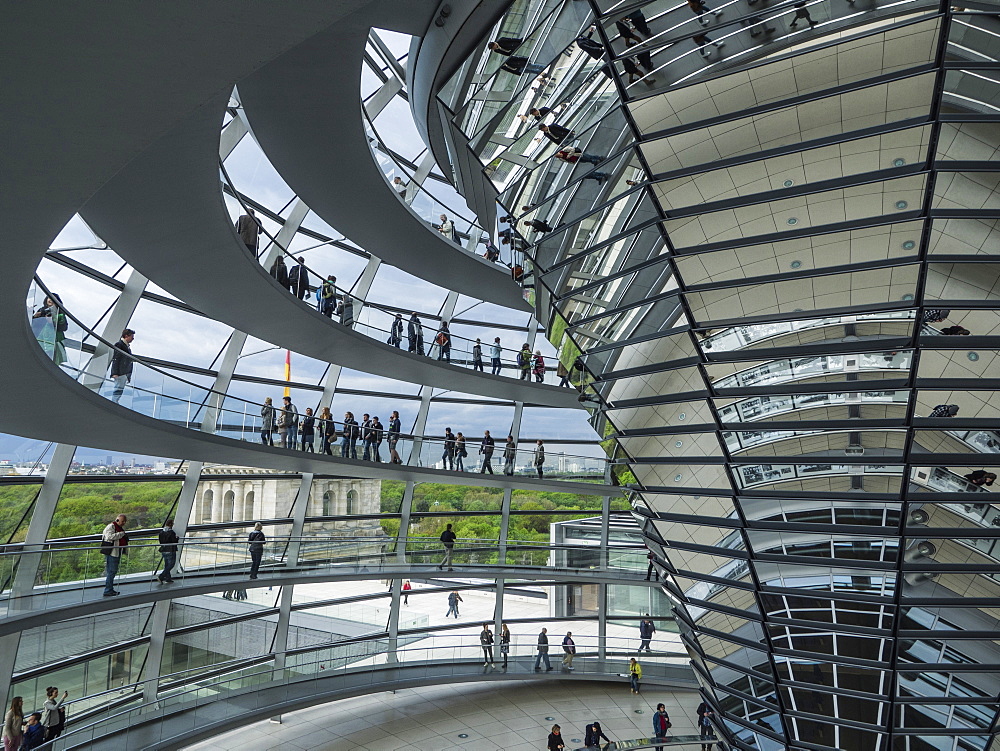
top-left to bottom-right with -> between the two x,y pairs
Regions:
435,332 -> 447,345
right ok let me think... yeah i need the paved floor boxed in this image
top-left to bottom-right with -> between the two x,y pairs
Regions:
185,678 -> 701,750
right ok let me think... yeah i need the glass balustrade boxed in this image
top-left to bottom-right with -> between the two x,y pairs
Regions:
218,170 -> 542,376
25,280 -> 609,483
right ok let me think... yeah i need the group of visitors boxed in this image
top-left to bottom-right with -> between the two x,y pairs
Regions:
546,703 -> 712,751
259,400 -> 404,464
437,433 -> 548,476
4,689 -> 67,750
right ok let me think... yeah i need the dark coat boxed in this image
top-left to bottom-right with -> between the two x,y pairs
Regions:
110,339 -> 133,377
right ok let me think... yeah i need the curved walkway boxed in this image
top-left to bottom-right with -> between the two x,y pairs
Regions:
0,563 -> 650,635
79,88 -> 577,409
236,2 -> 532,312
81,659 -> 696,750
0,2 -> 450,493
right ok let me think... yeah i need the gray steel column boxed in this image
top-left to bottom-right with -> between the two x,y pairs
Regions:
81,268 -> 148,390
140,601 -> 171,704
364,77 -> 404,120
396,481 -> 416,562
267,473 -> 312,720
219,115 -> 249,160
259,199 -> 309,269
10,443 -> 77,601
598,493 -> 611,660
201,332 -> 248,434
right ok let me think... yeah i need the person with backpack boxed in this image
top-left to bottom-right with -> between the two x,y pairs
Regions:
435,321 -> 451,362
341,412 -> 359,459
40,687 -> 68,742
247,522 -> 266,579
517,343 -> 532,380
100,514 -> 128,597
320,275 -> 337,317
288,256 -> 309,300
438,523 -> 457,570
235,208 -> 259,252
389,313 -> 404,347
156,518 -> 179,584
696,701 -> 715,751
532,350 -> 546,382
278,396 -> 298,449
561,632 -> 576,670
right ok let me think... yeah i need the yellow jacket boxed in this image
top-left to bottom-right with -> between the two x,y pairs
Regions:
630,661 -> 642,679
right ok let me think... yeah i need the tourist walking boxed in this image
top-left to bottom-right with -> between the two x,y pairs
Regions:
435,321 -> 452,362
3,696 -> 23,751
490,337 -> 503,375
247,522 -> 266,579
408,312 -> 425,355
319,407 -> 335,455
472,338 -> 484,371
40,688 -> 68,742
532,350 -> 546,382
109,328 -> 135,403
517,343 -> 532,379
438,523 -> 457,570
235,208 -> 259,252
639,615 -> 656,651
547,724 -> 565,751
389,313 -> 404,347
300,408 -> 315,451
402,579 -> 411,605
561,632 -> 576,669
697,701 -> 715,751
628,657 -> 642,693
289,256 -> 309,300
369,416 -> 384,462
341,412 -> 359,459
156,518 -> 179,584
388,410 -> 402,464
534,627 -> 553,670
500,623 -> 511,668
269,256 -> 290,290
557,360 -> 571,387
101,514 -> 128,597
455,431 -> 467,471
446,590 -> 463,618
277,396 -> 298,449
653,703 -> 672,746
260,397 -> 275,445
479,430 -> 495,473
503,435 -> 517,475
320,275 -> 337,317
533,440 -> 545,478
480,623 -> 495,666
442,428 -> 457,470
